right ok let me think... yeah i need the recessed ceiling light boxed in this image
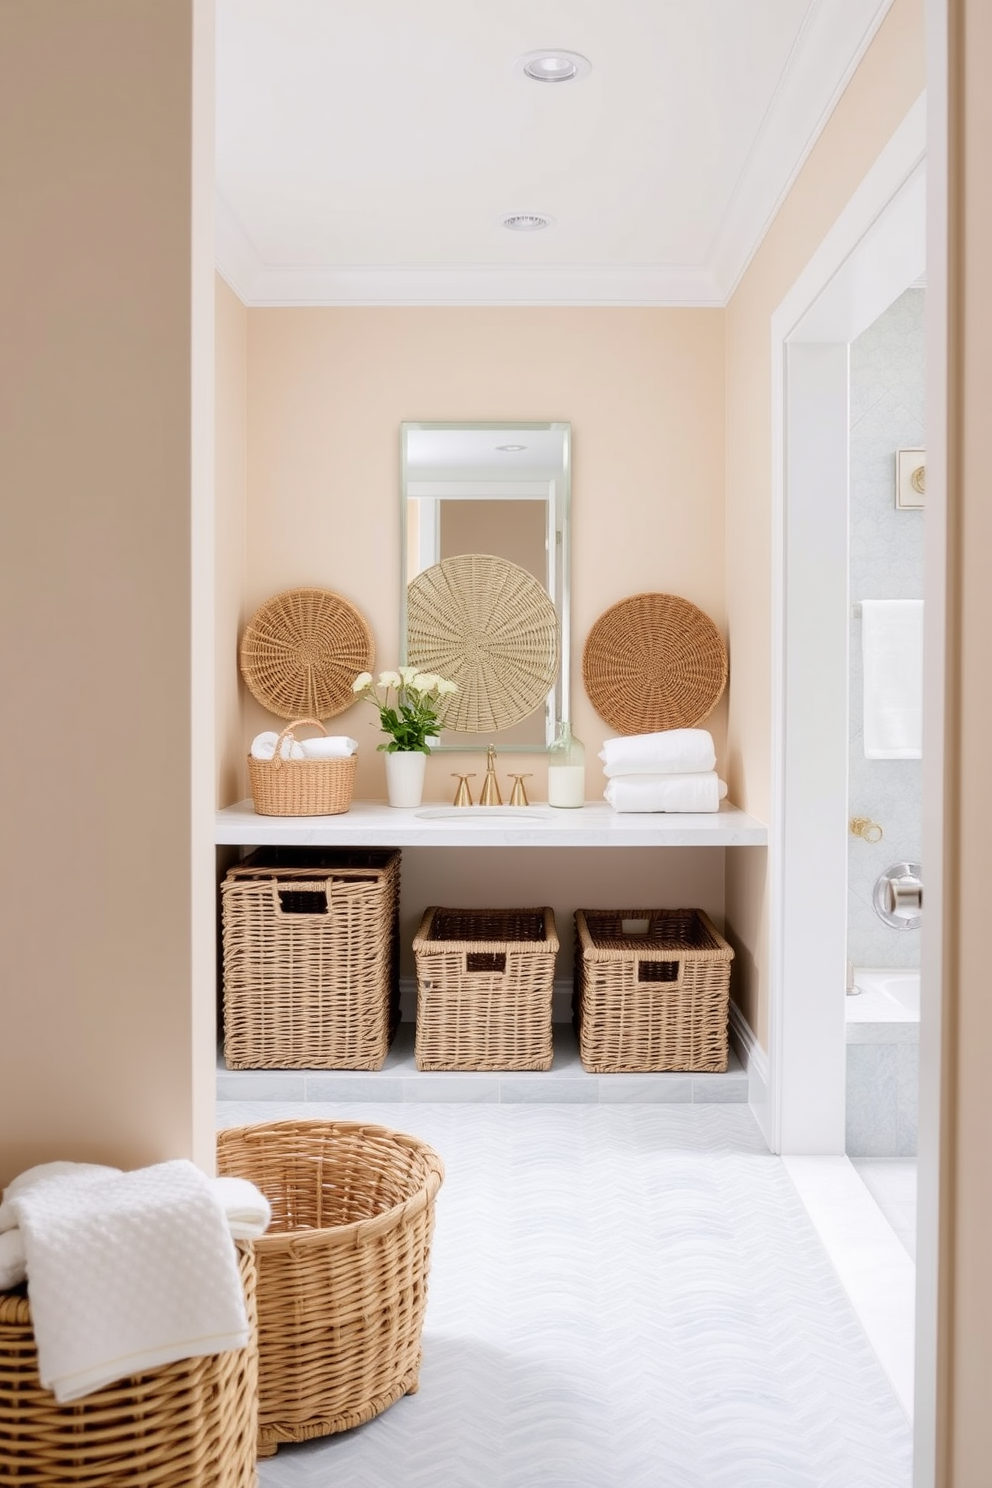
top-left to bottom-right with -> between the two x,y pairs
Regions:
496,444 -> 527,452
515,49 -> 591,83
500,212 -> 555,232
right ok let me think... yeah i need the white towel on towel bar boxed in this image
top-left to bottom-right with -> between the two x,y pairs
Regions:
6,1160 -> 250,1402
861,600 -> 924,759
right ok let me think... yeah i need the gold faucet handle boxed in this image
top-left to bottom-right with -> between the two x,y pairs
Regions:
451,773 -> 476,807
507,773 -> 533,807
850,816 -> 883,843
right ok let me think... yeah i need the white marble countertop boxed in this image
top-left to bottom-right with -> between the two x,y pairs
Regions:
215,798 -> 767,848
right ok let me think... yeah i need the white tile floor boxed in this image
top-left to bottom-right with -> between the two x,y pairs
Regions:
217,1101 -> 915,1487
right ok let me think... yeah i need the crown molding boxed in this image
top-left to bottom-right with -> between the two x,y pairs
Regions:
708,0 -> 897,299
213,238 -> 724,308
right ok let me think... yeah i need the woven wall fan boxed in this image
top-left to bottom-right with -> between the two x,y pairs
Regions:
239,586 -> 375,721
406,553 -> 560,734
582,592 -> 727,734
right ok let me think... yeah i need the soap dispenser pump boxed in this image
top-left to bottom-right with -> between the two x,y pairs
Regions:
479,745 -> 503,806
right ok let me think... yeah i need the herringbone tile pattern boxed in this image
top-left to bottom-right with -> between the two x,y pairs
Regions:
216,1103 -> 912,1488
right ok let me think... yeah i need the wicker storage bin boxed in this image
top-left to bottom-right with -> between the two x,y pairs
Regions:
413,907 -> 558,1071
0,1244 -> 258,1487
573,908 -> 734,1073
247,719 -> 356,817
222,847 -> 401,1070
216,1119 -> 444,1458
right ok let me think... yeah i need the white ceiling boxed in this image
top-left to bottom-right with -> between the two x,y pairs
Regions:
215,0 -> 896,308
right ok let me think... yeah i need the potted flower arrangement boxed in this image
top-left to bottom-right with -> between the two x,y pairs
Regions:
352,666 -> 458,807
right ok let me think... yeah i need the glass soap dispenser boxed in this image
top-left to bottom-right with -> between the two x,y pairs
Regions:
547,722 -> 586,808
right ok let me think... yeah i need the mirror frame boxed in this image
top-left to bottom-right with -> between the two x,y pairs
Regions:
400,420 -> 571,752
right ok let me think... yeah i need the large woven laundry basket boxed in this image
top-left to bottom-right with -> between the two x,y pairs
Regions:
0,1243 -> 258,1487
216,1119 -> 444,1458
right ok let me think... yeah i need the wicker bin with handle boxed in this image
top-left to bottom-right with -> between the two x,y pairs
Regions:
573,908 -> 734,1073
0,1243 -> 258,1487
413,906 -> 558,1071
247,719 -> 356,817
222,847 -> 401,1070
216,1119 -> 444,1459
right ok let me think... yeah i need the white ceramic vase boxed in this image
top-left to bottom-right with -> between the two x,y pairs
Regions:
384,749 -> 427,808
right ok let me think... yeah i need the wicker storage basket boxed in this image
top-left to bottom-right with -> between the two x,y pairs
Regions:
247,719 -> 356,817
216,1119 -> 444,1458
573,908 -> 734,1073
413,907 -> 558,1071
0,1243 -> 258,1487
222,847 -> 401,1070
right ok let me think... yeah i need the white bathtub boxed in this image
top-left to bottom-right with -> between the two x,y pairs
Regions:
845,968 -> 919,1157
846,968 -> 920,1033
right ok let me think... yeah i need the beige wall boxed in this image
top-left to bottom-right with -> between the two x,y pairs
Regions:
938,1 -> 992,1476
723,0 -> 926,1040
241,307 -> 727,802
0,1 -> 205,1184
215,276 -> 248,805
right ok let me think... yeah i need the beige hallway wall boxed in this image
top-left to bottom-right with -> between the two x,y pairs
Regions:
0,1 -> 208,1184
936,1 -> 992,1476
723,0 -> 926,1042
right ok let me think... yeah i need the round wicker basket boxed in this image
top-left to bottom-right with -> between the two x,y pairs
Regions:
0,1245 -> 258,1486
406,553 -> 560,733
582,592 -> 728,734
240,587 -> 374,721
216,1119 -> 444,1458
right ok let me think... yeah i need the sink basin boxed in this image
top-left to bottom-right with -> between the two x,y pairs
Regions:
415,806 -> 554,821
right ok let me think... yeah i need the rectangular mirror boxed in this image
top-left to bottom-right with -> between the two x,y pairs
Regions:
401,421 -> 571,751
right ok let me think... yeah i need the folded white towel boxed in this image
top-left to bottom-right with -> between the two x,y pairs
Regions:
210,1176 -> 271,1241
8,1160 -> 249,1402
599,729 -> 717,778
0,1162 -> 121,1233
0,1229 -> 26,1290
298,735 -> 358,760
0,1167 -> 271,1293
250,731 -> 305,761
861,600 -> 924,759
604,773 -> 727,814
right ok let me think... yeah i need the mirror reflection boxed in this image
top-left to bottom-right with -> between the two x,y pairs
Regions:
400,421 -> 571,750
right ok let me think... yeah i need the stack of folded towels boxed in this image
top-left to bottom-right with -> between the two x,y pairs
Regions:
600,728 -> 728,813
0,1160 -> 271,1403
251,731 -> 358,761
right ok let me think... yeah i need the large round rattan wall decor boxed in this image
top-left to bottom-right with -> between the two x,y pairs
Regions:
406,554 -> 560,733
582,592 -> 728,734
239,587 -> 375,721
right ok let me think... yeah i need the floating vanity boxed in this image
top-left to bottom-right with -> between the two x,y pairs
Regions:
215,798 -> 767,849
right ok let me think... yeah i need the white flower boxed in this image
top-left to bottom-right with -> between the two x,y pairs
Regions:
436,678 -> 458,696
398,665 -> 419,685
412,672 -> 439,691
378,670 -> 402,688
352,672 -> 373,692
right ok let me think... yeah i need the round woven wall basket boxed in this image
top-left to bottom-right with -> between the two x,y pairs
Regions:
240,587 -> 374,721
406,553 -> 560,734
582,592 -> 728,734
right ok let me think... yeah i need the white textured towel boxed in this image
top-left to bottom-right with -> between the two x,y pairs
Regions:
604,773 -> 727,814
861,600 -> 924,759
8,1160 -> 250,1402
298,735 -> 358,760
599,729 -> 716,778
250,730 -> 305,761
0,1172 -> 270,1293
210,1177 -> 272,1240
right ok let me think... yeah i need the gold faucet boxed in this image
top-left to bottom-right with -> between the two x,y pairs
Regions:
479,745 -> 503,806
451,773 -> 476,806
